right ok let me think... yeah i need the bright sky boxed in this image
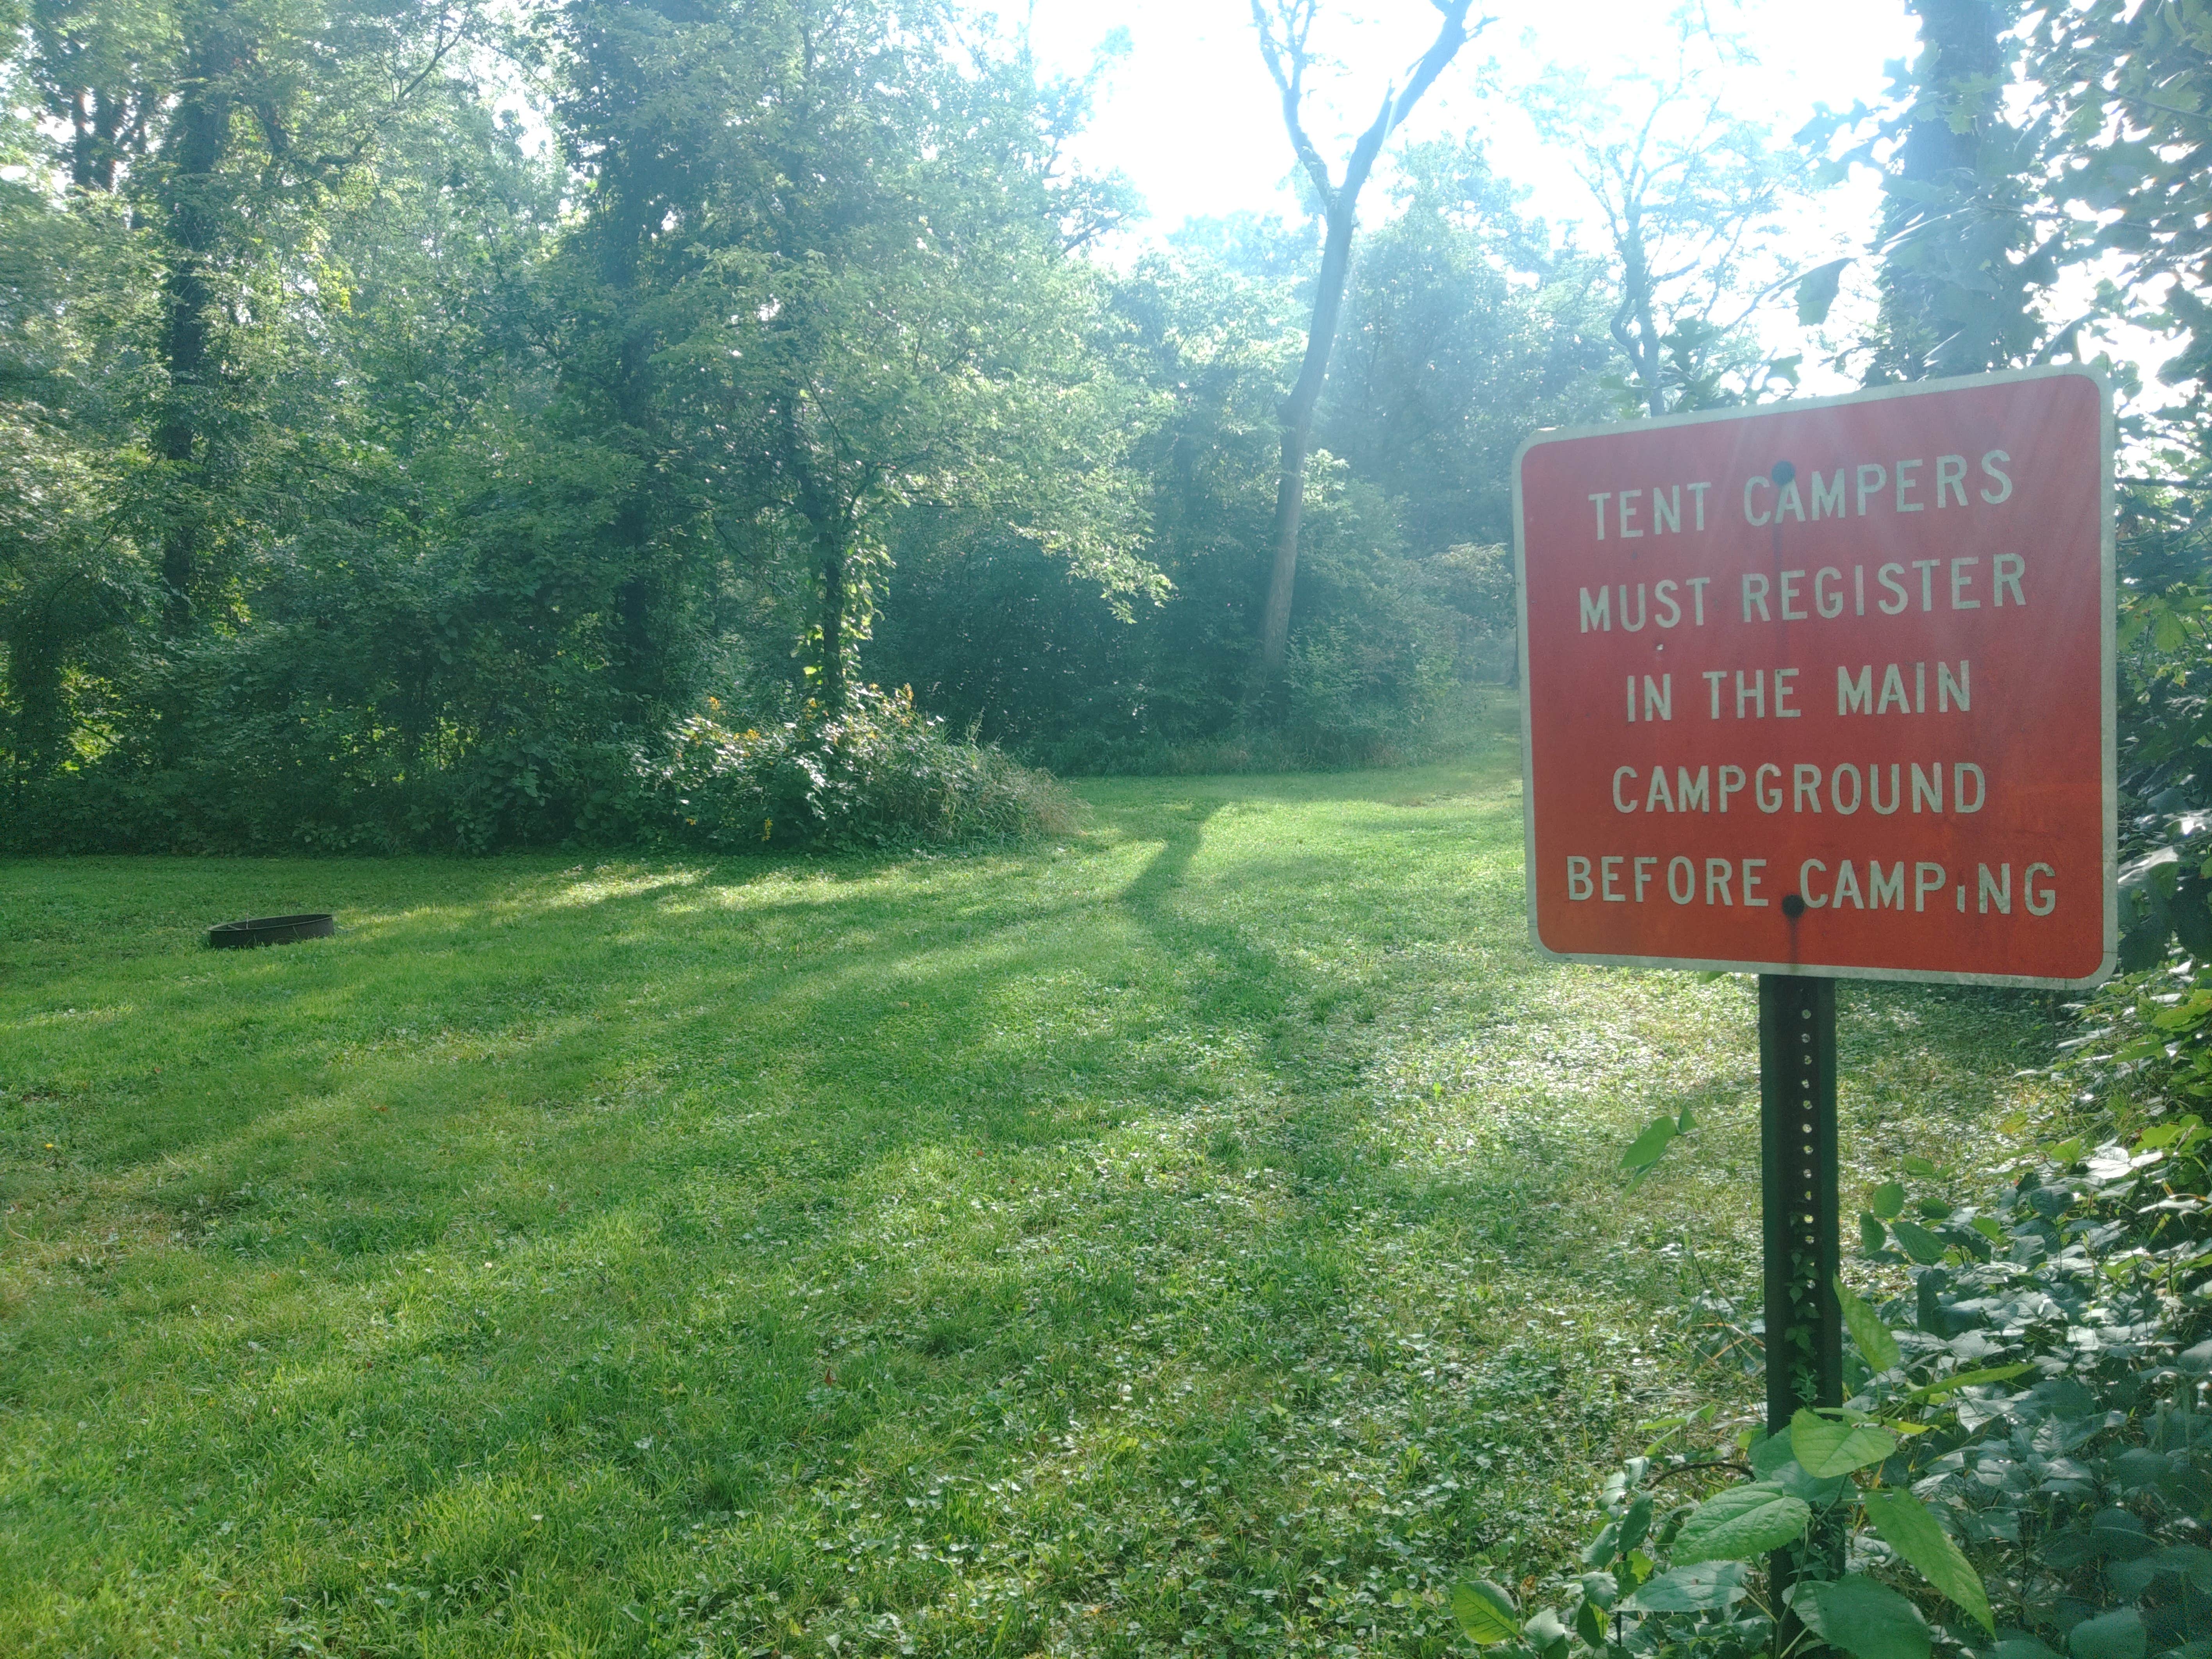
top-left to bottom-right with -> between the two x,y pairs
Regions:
1015,0 -> 1927,396
1020,0 -> 1919,234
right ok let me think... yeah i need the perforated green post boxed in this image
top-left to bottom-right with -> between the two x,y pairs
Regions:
1758,974 -> 1842,1616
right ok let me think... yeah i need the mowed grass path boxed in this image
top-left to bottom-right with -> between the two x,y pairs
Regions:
1,727 -> 2062,1657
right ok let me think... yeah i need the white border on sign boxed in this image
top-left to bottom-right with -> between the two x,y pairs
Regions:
1508,362 -> 2117,990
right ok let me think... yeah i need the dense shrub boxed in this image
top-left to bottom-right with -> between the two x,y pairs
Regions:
1466,1140 -> 2210,1656
4,680 -> 1074,857
655,684 -> 1077,853
1452,992 -> 2212,1658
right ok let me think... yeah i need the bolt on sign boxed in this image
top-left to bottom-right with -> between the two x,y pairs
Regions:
1513,366 -> 2115,986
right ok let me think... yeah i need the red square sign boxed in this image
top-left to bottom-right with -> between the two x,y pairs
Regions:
1513,367 -> 2114,986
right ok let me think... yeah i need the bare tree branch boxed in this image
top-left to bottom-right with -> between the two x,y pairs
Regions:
1250,1 -> 1336,205
1249,0 -> 1484,690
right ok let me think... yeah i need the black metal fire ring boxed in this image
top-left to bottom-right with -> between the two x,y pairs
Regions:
206,913 -> 336,949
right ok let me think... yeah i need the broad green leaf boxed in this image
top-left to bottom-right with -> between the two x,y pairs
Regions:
1773,1461 -> 1850,1505
1901,1154 -> 1940,1178
1672,1482 -> 1811,1563
1616,1493 -> 1652,1554
1620,1560 -> 1748,1613
1789,1574 -> 1930,1659
2119,916 -> 2169,973
1859,1211 -> 1887,1254
1835,1276 -> 1902,1372
1995,1639 -> 2061,1659
1795,257 -> 1850,325
1746,1431 -> 1847,1503
1573,1597 -> 1605,1647
1622,1117 -> 1678,1170
1890,1218 -> 1950,1264
1904,1363 -> 2033,1402
1870,1181 -> 1906,1219
1522,1607 -> 1570,1659
1450,1580 -> 1519,1644
2067,1608 -> 2146,1659
1861,1488 -> 1993,1634
1789,1408 -> 1896,1478
1580,1517 -> 1618,1567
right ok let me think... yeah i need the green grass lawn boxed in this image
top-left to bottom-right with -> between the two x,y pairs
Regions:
0,715 -> 2066,1657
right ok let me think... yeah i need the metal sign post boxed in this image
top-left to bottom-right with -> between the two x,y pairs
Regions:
1758,973 -> 1840,1431
1508,366 -> 2117,1627
1758,973 -> 1841,1609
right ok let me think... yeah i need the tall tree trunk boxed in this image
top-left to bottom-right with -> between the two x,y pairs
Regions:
155,46 -> 234,639
787,402 -> 856,714
1628,225 -> 1667,418
1256,194 -> 1358,680
1609,221 -> 1669,419
68,87 -> 141,194
598,261 -> 671,724
1872,0 -> 2020,383
817,543 -> 848,712
5,629 -> 66,783
1247,0 -> 1475,701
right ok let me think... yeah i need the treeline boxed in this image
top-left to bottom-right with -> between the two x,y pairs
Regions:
4,0 -> 2212,859
0,0 -> 1605,851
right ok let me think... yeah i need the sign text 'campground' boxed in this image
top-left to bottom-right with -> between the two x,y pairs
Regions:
1513,366 -> 2114,985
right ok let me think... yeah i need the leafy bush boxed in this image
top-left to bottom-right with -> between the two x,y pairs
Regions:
2085,485 -> 2212,973
2065,957 -> 2212,1116
0,635 -> 662,856
6,678 -> 1074,857
1461,1110 -> 2212,1656
655,683 -> 1077,852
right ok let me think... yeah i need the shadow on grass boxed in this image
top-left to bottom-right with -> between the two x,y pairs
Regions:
0,771 -> 2065,1650
3,787 -> 1432,1258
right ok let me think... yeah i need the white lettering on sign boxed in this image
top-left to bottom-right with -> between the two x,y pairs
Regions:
1605,760 -> 1990,816
1835,662 -> 1969,715
1566,852 -> 2062,919
1590,482 -> 1713,539
1521,367 -> 2113,983
1584,452 -> 2022,544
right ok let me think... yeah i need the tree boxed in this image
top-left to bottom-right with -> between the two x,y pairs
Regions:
1318,137 -> 1609,555
558,0 -> 1152,712
0,12 -> 152,800
1522,37 -> 1818,417
873,250 -> 1295,763
25,0 -> 485,639
871,190 -> 1591,767
2,0 -> 574,829
5,0 -> 1634,846
1865,0 -> 2047,383
1247,0 -> 1478,692
1984,2 -> 2212,958
2023,0 -> 2212,388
